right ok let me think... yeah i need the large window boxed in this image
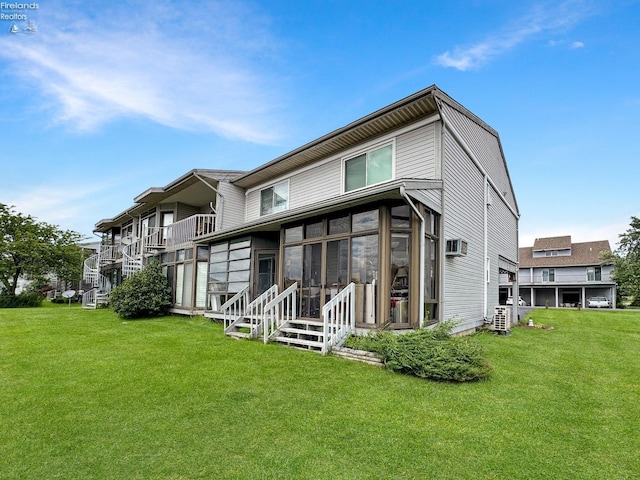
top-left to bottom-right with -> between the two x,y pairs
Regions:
344,144 -> 393,192
260,181 -> 289,216
208,238 -> 252,310
283,209 -> 379,323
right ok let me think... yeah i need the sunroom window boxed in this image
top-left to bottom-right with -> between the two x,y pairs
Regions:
260,181 -> 289,216
344,144 -> 393,192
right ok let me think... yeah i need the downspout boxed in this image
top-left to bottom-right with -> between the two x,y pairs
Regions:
194,173 -> 224,230
514,220 -> 520,323
400,184 -> 426,328
484,175 -> 488,319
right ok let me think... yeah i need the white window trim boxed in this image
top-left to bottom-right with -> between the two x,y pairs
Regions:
341,140 -> 396,194
259,179 -> 290,217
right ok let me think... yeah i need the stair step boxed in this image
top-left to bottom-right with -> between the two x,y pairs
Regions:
226,331 -> 251,339
287,319 -> 323,327
234,321 -> 258,329
272,336 -> 323,348
279,326 -> 325,338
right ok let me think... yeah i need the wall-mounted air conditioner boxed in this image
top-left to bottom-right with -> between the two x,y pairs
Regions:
446,239 -> 468,256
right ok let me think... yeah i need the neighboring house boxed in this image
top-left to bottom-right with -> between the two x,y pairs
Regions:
512,236 -> 616,308
88,85 -> 520,351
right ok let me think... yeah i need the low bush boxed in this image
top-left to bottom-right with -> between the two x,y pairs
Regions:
345,320 -> 491,382
0,293 -> 44,308
109,260 -> 172,319
51,296 -> 78,304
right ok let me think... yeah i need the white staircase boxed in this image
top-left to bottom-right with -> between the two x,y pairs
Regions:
121,227 -> 167,278
221,282 -> 356,355
82,245 -> 116,309
122,239 -> 143,277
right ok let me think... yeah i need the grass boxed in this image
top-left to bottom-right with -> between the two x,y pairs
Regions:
1,305 -> 639,479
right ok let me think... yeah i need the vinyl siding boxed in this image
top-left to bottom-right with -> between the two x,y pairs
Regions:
395,124 -> 437,179
176,203 -> 200,221
246,123 -> 439,221
442,132 -> 485,330
440,102 -> 517,213
289,159 -> 342,211
217,181 -> 245,229
487,182 -> 519,310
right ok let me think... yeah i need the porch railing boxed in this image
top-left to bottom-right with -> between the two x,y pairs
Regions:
166,214 -> 216,249
322,282 -> 356,355
222,286 -> 250,331
243,285 -> 279,338
263,282 -> 298,344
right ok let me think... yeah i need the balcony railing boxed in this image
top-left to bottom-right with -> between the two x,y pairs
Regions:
165,214 -> 216,249
516,273 -> 613,285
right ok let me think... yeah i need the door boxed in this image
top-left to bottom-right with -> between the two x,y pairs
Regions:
290,240 -> 349,319
255,251 -> 277,296
301,243 -> 322,317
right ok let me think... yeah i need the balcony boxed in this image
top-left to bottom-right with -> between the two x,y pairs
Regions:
145,214 -> 216,251
518,273 -> 613,285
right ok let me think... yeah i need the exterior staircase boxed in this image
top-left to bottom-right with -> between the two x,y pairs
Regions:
82,245 -> 116,309
269,318 -> 326,352
221,282 -> 356,355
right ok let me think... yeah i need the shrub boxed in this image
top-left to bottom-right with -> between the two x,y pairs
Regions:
51,296 -> 77,304
0,293 -> 44,308
109,260 -> 172,319
344,320 -> 491,382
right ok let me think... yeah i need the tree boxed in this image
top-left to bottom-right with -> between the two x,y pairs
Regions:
0,204 -> 85,296
109,260 -> 172,319
602,216 -> 640,306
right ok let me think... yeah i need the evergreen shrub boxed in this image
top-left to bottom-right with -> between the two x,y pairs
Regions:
110,260 -> 172,319
345,320 -> 491,382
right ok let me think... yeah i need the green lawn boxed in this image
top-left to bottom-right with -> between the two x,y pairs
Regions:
1,305 -> 638,479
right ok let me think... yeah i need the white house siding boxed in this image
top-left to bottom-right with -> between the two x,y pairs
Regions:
288,159 -> 342,211
395,124 -> 438,180
487,183 -> 519,310
217,181 -> 246,230
442,133 -> 486,330
245,125 -> 440,222
176,203 -> 200,221
440,102 -> 516,212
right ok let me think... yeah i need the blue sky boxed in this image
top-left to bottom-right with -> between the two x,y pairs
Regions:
0,0 -> 638,250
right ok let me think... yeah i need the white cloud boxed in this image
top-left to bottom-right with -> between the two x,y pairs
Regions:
570,41 -> 585,48
435,1 -> 595,71
0,1 -> 284,144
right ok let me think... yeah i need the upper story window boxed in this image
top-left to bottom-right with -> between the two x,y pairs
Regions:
587,266 -> 602,281
260,181 -> 289,216
542,268 -> 555,282
344,144 -> 393,192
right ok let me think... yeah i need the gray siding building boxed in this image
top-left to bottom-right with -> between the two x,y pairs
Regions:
509,236 -> 616,308
88,85 -> 520,347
